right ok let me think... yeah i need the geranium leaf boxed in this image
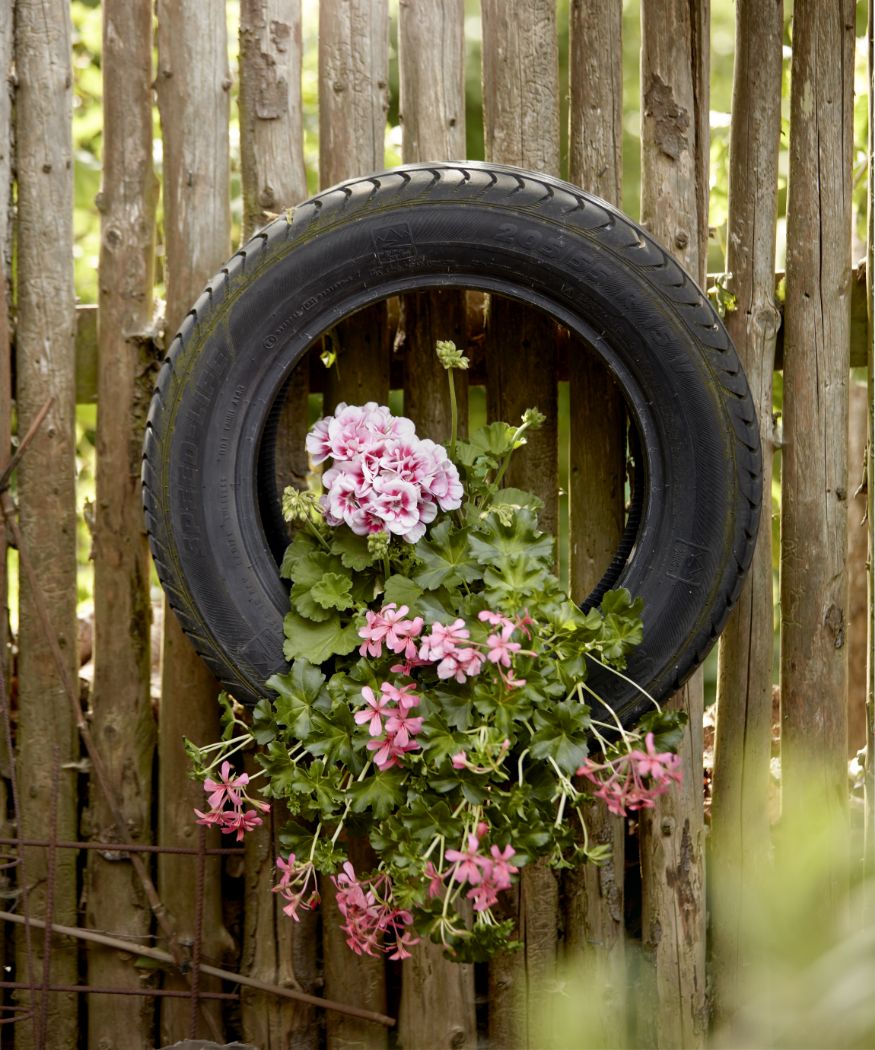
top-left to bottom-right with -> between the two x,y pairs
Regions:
310,572 -> 355,611
469,508 -> 553,566
306,705 -> 357,766
331,528 -> 374,570
280,530 -> 323,580
283,612 -> 360,665
266,659 -> 330,739
413,520 -> 481,590
383,574 -> 424,608
347,771 -> 406,819
530,703 -> 591,773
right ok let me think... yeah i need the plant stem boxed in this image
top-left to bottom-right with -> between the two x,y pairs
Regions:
447,367 -> 459,460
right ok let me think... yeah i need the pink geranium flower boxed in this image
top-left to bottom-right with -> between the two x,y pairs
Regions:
203,761 -> 249,810
354,685 -> 394,736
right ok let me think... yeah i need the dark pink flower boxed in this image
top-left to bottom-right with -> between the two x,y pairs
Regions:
203,760 -> 249,810
354,685 -> 394,736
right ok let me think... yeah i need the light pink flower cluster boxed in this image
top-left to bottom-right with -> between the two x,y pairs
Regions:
272,852 -> 320,920
358,606 -> 534,687
355,681 -> 424,770
306,402 -> 463,542
194,761 -> 269,841
576,733 -> 683,816
331,861 -> 420,959
427,822 -> 519,912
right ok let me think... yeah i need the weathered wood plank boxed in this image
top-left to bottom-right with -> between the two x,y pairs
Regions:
239,0 -> 308,238
396,7 -> 475,1044
481,2 -> 560,1045
155,0 -> 234,1040
242,797 -> 321,1050
238,6 -> 313,1041
710,0 -> 782,1029
318,3 -> 389,1047
319,0 -> 389,417
865,0 -> 875,890
86,1 -> 159,1045
848,382 -> 868,755
12,2 -> 79,1045
780,0 -> 854,897
398,0 -> 468,450
0,0 -> 14,1030
564,4 -> 627,1045
638,1 -> 709,1045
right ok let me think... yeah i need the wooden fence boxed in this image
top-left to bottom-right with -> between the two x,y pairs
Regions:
0,0 -> 872,1047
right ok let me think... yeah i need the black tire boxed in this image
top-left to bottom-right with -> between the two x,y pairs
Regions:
143,161 -> 761,724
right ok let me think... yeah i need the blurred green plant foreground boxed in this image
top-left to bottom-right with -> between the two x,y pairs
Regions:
530,790 -> 875,1050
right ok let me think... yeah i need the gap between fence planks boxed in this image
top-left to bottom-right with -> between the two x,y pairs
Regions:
396,3 -> 476,1047
12,4 -> 80,1046
780,0 -> 855,906
86,1 -> 158,1045
155,2 -> 234,1041
480,2 -> 561,1045
318,3 -> 390,1048
637,1 -> 709,1046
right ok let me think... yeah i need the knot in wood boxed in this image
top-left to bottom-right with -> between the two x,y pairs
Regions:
643,73 -> 689,160
823,603 -> 845,649
661,816 -> 675,837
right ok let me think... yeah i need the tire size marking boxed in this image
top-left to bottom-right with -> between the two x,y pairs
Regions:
492,222 -> 569,261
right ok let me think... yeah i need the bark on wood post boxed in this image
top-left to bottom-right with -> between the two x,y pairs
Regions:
239,0 -> 308,237
155,2 -> 234,1041
87,1 -> 159,1045
238,5 -> 314,1045
780,0 -> 854,906
398,0 -> 468,449
320,0 -> 390,418
710,0 -> 782,1028
396,4 -> 475,1046
847,381 -> 869,755
242,797 -> 322,1050
318,4 -> 389,1048
0,0 -> 13,843
638,1 -> 709,1045
866,0 -> 875,890
564,5 -> 628,1046
12,3 -> 79,1046
480,2 -> 560,1045
0,0 -> 15,1027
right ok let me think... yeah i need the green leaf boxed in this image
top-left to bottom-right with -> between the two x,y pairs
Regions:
310,572 -> 355,611
288,551 -> 348,621
482,558 -> 549,602
306,704 -> 357,766
347,770 -> 406,819
470,508 -> 554,566
413,520 -> 481,591
530,703 -> 591,773
383,574 -> 424,608
251,698 -> 277,745
280,530 -> 323,580
468,421 -> 517,457
331,528 -> 374,570
283,612 -> 361,665
267,659 -> 330,740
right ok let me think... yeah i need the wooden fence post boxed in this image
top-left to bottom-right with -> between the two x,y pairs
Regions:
480,2 -> 560,1045
638,1 -> 709,1045
86,0 -> 158,1045
866,0 -> 875,892
155,1 -> 233,1040
0,0 -> 13,1016
238,3 -> 317,1047
780,0 -> 854,901
396,3 -> 476,1047
12,2 -> 79,1046
710,0 -> 782,1028
318,4 -> 390,1048
564,4 -> 628,1047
